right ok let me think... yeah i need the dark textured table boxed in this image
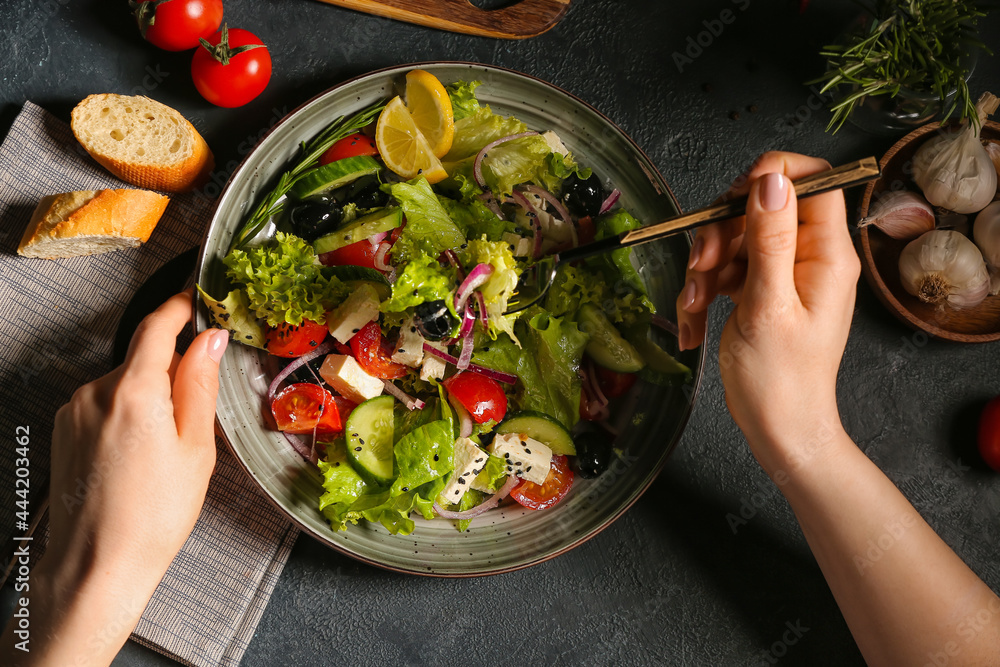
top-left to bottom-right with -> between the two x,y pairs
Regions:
3,1 -> 1000,664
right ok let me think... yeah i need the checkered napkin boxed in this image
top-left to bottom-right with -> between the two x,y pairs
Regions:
0,102 -> 298,666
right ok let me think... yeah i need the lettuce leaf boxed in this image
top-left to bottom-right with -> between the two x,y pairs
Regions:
471,310 -> 589,429
444,106 -> 529,162
387,177 -> 466,264
461,239 -> 521,344
445,80 -> 481,121
195,285 -> 266,349
223,232 -> 349,326
389,419 -> 455,496
381,252 -> 457,313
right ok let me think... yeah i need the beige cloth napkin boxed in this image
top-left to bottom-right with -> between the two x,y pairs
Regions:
0,101 -> 298,666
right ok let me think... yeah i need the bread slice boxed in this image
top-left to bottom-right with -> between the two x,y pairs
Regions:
70,94 -> 214,193
17,189 -> 169,259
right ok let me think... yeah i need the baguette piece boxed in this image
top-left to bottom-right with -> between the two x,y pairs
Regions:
17,189 -> 168,259
70,94 -> 214,193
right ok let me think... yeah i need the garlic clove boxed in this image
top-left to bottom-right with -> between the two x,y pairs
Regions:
898,230 -> 990,309
859,190 -> 936,240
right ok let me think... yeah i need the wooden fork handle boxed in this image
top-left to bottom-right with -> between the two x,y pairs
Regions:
313,0 -> 571,39
621,157 -> 881,246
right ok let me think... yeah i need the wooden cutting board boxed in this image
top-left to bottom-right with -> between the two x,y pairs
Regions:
314,0 -> 571,39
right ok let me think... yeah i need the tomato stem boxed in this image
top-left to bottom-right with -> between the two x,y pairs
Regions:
129,0 -> 171,39
198,23 -> 265,66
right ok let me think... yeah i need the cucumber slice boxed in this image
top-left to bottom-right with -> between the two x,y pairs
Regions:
577,304 -> 645,373
313,207 -> 403,255
344,395 -> 396,485
496,411 -> 576,456
289,156 -> 381,199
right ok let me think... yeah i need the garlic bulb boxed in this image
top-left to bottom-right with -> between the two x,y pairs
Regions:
858,190 -> 935,239
973,201 -> 1000,294
912,93 -> 999,214
898,230 -> 990,308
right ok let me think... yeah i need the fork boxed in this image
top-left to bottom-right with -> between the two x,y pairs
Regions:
505,157 -> 880,313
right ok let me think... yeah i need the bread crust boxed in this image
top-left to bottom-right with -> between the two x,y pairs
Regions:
18,189 -> 169,259
71,94 -> 214,193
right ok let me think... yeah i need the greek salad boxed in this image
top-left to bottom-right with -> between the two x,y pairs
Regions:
199,70 -> 690,535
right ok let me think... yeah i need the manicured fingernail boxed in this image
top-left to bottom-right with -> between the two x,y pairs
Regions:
208,329 -> 229,363
678,323 -> 691,351
759,172 -> 789,212
687,235 -> 704,269
680,279 -> 697,311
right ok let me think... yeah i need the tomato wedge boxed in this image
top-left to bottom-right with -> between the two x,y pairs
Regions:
271,383 -> 343,436
319,132 -> 379,165
510,455 -> 574,510
319,238 -> 388,271
595,366 -> 637,399
349,321 -> 407,379
443,371 -> 508,424
265,319 -> 328,358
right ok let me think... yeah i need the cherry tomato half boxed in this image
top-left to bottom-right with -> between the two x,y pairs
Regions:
271,383 -> 342,436
319,132 -> 379,165
133,0 -> 223,52
595,366 -> 637,399
319,239 -> 387,271
265,319 -> 328,358
191,24 -> 271,108
443,372 -> 508,424
979,396 -> 1000,472
510,455 -> 574,510
349,321 -> 407,379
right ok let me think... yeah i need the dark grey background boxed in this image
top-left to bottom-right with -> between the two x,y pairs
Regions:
2,0 -> 999,665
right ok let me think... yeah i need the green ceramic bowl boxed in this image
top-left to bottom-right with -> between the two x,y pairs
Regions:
195,62 -> 703,576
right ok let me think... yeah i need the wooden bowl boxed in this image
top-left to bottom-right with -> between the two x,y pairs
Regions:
857,120 -> 1000,343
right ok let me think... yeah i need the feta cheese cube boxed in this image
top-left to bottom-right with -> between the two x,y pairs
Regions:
438,437 -> 489,505
541,130 -> 569,156
488,433 -> 552,485
319,354 -> 384,404
391,318 -> 425,368
327,284 -> 380,344
420,342 -> 448,382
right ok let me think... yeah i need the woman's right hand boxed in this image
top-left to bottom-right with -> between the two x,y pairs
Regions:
676,152 -> 861,465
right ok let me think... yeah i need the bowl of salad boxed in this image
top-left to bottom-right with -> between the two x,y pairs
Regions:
195,62 -> 703,576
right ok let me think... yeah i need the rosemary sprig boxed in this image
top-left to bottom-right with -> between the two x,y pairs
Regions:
809,0 -> 991,133
230,100 -> 386,250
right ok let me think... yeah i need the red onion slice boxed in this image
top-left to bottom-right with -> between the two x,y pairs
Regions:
422,342 -> 517,384
266,339 -> 336,402
448,394 -> 473,438
433,474 -> 519,520
599,188 -> 621,215
651,314 -> 680,337
382,379 -> 426,411
522,184 -> 571,227
373,244 -> 392,272
454,263 -> 493,313
473,131 -> 539,188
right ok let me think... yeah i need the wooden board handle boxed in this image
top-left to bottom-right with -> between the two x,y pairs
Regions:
313,0 -> 571,39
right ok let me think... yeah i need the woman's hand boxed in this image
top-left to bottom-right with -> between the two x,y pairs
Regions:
2,290 -> 228,666
676,152 -> 860,463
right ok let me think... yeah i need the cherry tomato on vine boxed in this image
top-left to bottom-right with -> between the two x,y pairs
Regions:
319,133 -> 379,165
265,319 -> 328,358
192,23 -> 271,107
270,383 -> 342,436
443,372 -> 507,424
979,396 -> 1000,472
349,322 -> 407,379
510,455 -> 574,510
131,0 -> 223,52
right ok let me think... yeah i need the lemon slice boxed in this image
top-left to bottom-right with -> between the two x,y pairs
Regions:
375,96 -> 448,184
404,69 -> 455,159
